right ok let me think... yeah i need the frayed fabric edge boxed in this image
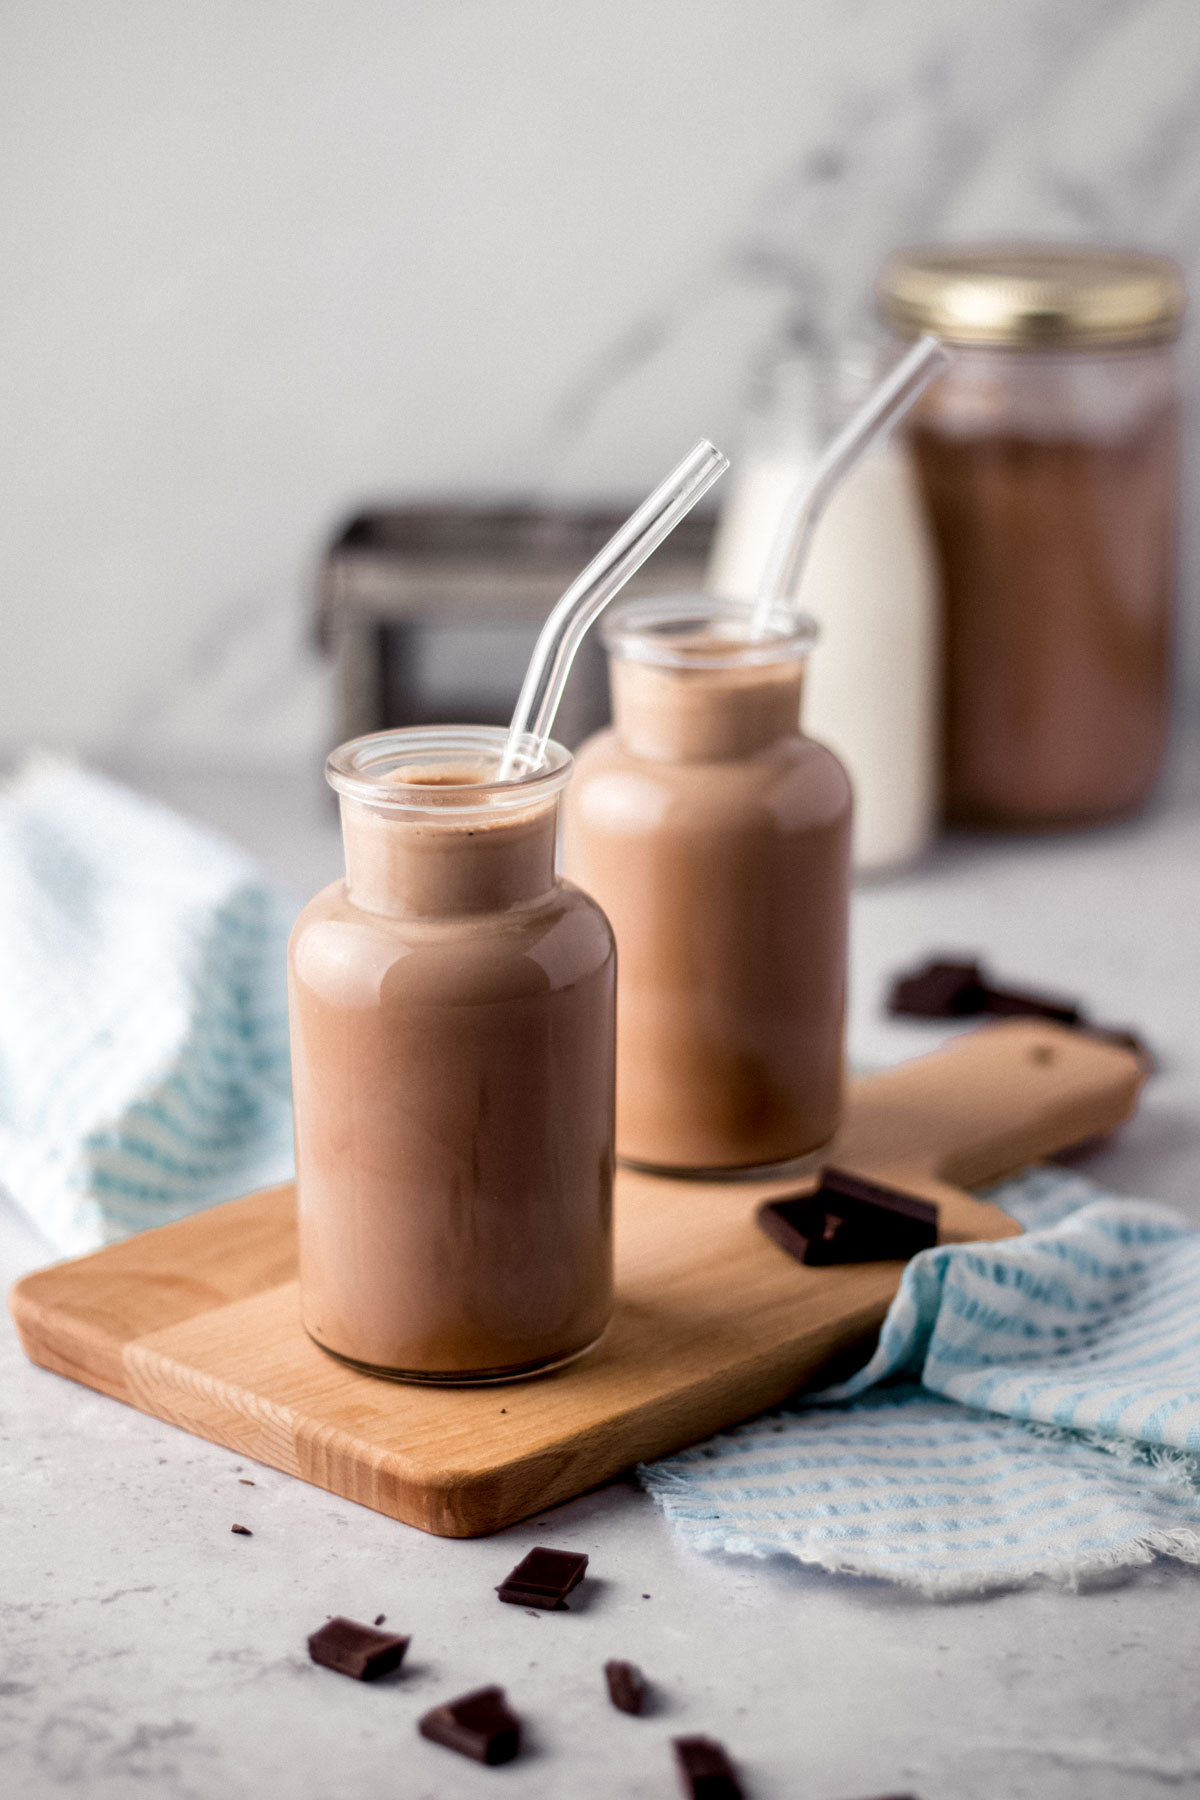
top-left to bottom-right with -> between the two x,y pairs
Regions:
639,1510 -> 1200,1599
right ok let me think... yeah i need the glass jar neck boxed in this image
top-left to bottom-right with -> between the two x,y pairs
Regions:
340,794 -> 560,917
326,726 -> 570,919
610,656 -> 806,762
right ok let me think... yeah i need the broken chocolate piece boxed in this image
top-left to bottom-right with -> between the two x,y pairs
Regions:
605,1659 -> 647,1715
890,955 -> 1154,1078
230,1523 -> 253,1536
307,1616 -> 410,1681
1078,1023 -> 1155,1071
758,1167 -> 938,1267
889,955 -> 1080,1026
496,1546 -> 588,1609
980,984 -> 1081,1026
673,1735 -> 743,1799
888,958 -> 988,1018
419,1685 -> 521,1764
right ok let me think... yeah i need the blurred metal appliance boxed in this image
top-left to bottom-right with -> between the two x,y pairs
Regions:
317,505 -> 715,750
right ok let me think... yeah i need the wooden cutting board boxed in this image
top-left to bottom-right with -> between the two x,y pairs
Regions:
10,1020 -> 1143,1538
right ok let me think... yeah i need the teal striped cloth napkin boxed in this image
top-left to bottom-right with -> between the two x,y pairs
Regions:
642,1170 -> 1200,1594
0,760 -> 296,1254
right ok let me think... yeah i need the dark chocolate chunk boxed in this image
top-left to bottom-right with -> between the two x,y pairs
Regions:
889,955 -> 1081,1026
605,1658 -> 647,1714
496,1546 -> 588,1609
307,1616 -> 410,1681
1078,1023 -> 1155,1071
419,1685 -> 521,1764
673,1735 -> 743,1799
888,958 -> 988,1018
758,1167 -> 938,1267
980,984 -> 1081,1026
230,1523 -> 253,1536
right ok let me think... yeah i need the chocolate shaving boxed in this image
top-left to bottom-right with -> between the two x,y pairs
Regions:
496,1546 -> 588,1609
605,1659 -> 647,1715
230,1523 -> 253,1536
307,1616 -> 409,1681
758,1167 -> 938,1267
419,1685 -> 521,1764
673,1735 -> 743,1798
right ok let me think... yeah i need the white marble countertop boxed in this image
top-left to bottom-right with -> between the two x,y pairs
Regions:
4,741 -> 1200,1800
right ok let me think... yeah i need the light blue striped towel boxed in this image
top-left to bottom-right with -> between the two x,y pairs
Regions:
642,1170 -> 1200,1593
0,760 -> 296,1254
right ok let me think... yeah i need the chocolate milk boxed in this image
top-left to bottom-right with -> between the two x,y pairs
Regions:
912,402 -> 1179,826
563,605 -> 852,1171
289,732 -> 615,1381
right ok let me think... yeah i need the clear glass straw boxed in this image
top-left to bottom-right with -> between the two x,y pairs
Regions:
748,334 -> 947,638
497,439 -> 729,779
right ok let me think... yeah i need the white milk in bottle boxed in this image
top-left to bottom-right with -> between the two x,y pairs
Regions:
708,342 -> 939,874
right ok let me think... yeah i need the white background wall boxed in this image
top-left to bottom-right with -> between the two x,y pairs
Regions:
3,0 -> 1200,769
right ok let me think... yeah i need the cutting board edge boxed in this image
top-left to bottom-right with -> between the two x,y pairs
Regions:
113,1288 -> 898,1537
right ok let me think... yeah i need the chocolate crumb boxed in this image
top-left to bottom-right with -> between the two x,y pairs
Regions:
374,1614 -> 386,1626
642,1593 -> 651,1599
238,1478 -> 255,1486
230,1524 -> 253,1536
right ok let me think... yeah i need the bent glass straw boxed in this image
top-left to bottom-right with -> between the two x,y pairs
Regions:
497,439 -> 729,779
748,333 -> 947,639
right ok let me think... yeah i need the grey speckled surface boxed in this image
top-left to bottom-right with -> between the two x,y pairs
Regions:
4,739 -> 1200,1800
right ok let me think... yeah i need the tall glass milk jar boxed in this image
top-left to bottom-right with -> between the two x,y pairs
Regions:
878,244 -> 1184,827
289,727 -> 615,1383
562,599 -> 852,1173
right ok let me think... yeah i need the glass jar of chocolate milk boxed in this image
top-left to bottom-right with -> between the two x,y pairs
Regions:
562,598 -> 851,1173
289,727 -> 615,1382
878,245 -> 1185,828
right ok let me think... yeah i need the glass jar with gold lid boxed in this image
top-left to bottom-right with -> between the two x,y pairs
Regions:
877,245 -> 1185,828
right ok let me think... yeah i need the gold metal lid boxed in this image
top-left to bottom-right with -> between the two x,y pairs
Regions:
877,245 -> 1185,348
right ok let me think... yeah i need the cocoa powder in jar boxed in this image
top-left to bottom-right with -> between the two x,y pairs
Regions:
912,396 -> 1179,826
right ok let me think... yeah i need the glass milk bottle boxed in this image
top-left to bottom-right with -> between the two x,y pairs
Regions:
288,727 -> 615,1382
562,599 -> 851,1172
707,341 -> 939,873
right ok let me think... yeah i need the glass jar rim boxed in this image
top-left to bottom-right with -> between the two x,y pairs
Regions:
602,595 -> 817,668
326,727 -> 572,814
